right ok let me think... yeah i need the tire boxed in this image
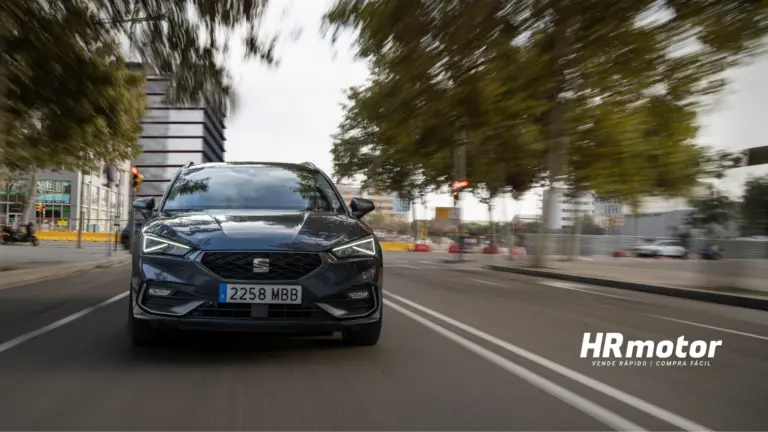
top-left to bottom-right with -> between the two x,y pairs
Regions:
1,236 -> 9,245
31,237 -> 39,246
128,291 -> 157,346
341,315 -> 382,346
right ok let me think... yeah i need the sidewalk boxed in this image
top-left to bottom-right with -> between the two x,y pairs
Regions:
487,258 -> 768,311
0,244 -> 130,288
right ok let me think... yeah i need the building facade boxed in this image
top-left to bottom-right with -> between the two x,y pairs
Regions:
1,64 -> 226,231
542,188 -> 596,230
1,165 -> 132,232
135,74 -> 227,198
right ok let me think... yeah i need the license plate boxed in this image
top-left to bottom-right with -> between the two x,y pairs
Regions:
219,284 -> 302,304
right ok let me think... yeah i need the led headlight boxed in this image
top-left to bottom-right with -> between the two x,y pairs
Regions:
331,236 -> 376,259
141,233 -> 191,257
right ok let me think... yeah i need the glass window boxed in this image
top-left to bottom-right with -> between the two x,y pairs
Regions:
139,137 -> 204,151
139,166 -> 184,180
162,165 -> 344,213
36,180 -> 72,204
91,186 -> 99,206
146,94 -> 168,107
141,123 -> 203,136
145,79 -> 169,94
138,152 -> 203,165
144,109 -> 205,123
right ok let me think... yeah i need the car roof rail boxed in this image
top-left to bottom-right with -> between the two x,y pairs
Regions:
183,161 -> 195,168
301,162 -> 318,170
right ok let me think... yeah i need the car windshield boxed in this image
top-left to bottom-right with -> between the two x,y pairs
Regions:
162,165 -> 345,213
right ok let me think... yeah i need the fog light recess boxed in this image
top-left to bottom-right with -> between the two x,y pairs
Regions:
347,290 -> 370,299
147,287 -> 174,296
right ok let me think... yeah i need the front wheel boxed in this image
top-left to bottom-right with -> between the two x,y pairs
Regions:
342,316 -> 382,346
1,235 -> 10,245
31,237 -> 39,246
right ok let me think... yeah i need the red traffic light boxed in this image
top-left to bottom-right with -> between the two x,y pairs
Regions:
451,180 -> 468,189
130,167 -> 139,175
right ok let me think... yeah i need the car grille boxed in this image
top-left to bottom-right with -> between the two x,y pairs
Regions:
188,302 -> 330,320
200,252 -> 323,281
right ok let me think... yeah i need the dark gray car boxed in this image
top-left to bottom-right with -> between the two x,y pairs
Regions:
128,162 -> 382,347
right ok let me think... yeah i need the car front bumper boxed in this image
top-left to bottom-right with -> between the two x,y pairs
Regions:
130,250 -> 383,334
133,310 -> 381,334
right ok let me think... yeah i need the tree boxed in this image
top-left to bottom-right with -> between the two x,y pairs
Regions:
741,176 -> 768,237
328,25 -> 544,207
325,0 -> 768,267
2,2 -> 148,221
1,0 -> 279,172
686,186 -> 737,237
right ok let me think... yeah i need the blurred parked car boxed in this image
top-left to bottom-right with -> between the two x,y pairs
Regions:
633,240 -> 687,258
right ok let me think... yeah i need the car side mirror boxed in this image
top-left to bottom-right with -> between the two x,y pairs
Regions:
350,198 -> 375,219
132,197 -> 155,219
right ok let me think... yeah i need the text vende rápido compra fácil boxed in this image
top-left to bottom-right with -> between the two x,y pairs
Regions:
580,332 -> 722,360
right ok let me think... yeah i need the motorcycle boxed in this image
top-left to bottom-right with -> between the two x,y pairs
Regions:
1,224 -> 40,246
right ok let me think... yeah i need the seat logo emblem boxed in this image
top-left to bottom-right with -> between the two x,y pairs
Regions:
253,258 -> 270,273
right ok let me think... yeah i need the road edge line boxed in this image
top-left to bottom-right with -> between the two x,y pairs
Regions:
0,291 -> 128,353
0,257 -> 131,290
383,298 -> 645,431
486,265 -> 768,312
384,291 -> 712,432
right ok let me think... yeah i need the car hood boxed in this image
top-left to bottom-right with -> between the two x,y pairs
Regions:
141,210 -> 371,252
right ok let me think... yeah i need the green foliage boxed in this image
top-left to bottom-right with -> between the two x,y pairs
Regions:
2,1 -> 146,173
686,186 -> 737,236
325,0 -> 768,208
741,176 -> 768,236
329,31 -> 545,199
1,0 -> 278,174
91,0 -> 277,116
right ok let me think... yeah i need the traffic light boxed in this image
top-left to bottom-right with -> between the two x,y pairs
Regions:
451,180 -> 468,201
131,167 -> 144,193
35,203 -> 44,214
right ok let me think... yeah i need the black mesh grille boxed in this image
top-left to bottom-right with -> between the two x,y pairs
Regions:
200,252 -> 322,281
189,302 -> 330,320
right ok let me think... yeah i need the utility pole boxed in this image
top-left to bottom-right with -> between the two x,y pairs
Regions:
77,173 -> 87,248
453,139 -> 467,262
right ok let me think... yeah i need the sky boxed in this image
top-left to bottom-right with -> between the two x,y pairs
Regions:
225,0 -> 768,222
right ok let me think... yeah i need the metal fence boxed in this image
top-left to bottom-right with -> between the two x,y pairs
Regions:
516,233 -> 768,259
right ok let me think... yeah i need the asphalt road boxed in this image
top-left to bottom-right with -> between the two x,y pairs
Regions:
0,252 -> 766,430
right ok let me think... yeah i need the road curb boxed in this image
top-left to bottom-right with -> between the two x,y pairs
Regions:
0,256 -> 131,290
486,264 -> 768,312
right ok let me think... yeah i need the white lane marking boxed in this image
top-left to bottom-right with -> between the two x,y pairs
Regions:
539,280 -> 634,300
384,291 -> 711,432
0,291 -> 129,354
418,260 -> 432,264
650,315 -> 768,341
383,299 -> 644,431
471,279 -> 504,287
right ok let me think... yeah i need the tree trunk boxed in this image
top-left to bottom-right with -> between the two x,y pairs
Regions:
488,201 -> 495,247
21,169 -> 39,224
0,26 -> 8,166
533,13 -> 571,268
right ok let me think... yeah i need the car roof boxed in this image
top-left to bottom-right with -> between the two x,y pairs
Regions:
186,161 -> 319,172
